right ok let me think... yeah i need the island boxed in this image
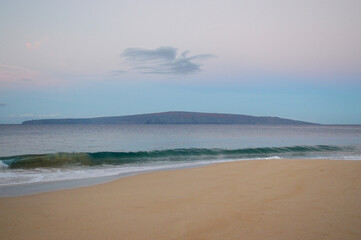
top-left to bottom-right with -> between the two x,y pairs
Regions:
22,111 -> 316,125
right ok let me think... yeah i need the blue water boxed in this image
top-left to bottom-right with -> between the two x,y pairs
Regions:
0,124 -> 360,190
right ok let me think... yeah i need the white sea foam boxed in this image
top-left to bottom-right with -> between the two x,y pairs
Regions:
0,158 -> 241,186
0,161 -> 9,169
311,154 -> 361,161
1,155 -> 360,187
337,155 -> 361,160
245,156 -> 282,160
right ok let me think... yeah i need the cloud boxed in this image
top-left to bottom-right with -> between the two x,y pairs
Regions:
118,46 -> 215,75
20,78 -> 32,82
0,64 -> 41,85
25,41 -> 41,50
19,113 -> 60,119
111,70 -> 126,76
0,103 -> 6,107
0,64 -> 58,87
25,37 -> 48,50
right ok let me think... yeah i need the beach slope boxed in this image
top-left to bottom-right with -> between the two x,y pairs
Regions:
1,159 -> 361,240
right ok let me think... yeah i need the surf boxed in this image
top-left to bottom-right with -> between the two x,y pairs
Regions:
0,145 -> 353,169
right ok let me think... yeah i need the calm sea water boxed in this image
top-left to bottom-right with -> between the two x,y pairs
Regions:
1,124 -> 361,194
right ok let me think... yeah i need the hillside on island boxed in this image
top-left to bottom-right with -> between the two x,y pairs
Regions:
22,111 -> 316,125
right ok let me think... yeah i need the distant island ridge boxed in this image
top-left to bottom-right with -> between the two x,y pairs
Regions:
22,111 -> 316,125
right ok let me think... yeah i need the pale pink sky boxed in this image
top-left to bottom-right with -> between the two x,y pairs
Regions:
0,0 -> 360,123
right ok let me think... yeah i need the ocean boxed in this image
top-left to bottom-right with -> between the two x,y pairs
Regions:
1,124 -> 361,196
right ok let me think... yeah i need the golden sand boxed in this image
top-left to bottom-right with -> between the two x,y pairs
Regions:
1,159 -> 361,240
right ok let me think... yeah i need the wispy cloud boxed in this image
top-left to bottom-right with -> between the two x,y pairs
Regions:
0,64 -> 41,85
115,46 -> 215,76
111,70 -> 126,76
20,78 -> 32,82
25,37 -> 48,50
0,64 -> 59,87
0,103 -> 6,107
25,41 -> 41,50
19,113 -> 60,119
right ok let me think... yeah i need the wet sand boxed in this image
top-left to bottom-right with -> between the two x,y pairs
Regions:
1,159 -> 361,240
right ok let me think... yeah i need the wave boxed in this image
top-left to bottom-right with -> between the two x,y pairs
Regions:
0,145 -> 354,169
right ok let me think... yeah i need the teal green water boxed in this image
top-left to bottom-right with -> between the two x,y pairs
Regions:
1,145 -> 354,169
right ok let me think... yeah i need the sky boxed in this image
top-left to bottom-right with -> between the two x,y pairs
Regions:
0,0 -> 361,124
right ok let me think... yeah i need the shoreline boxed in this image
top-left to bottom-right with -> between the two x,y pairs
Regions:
1,157 -> 359,198
1,159 -> 361,239
0,160 -> 218,198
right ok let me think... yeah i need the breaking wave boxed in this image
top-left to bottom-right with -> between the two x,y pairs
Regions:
0,145 -> 353,169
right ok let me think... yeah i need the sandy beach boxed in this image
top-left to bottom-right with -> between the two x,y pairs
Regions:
1,159 -> 361,240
